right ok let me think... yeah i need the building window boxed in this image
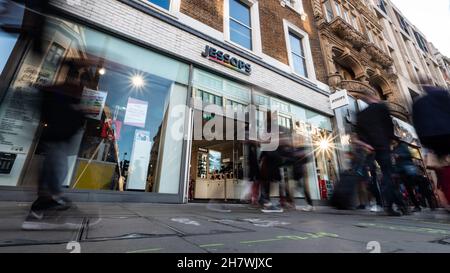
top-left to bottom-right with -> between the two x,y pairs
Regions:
226,99 -> 246,111
282,0 -> 305,14
278,115 -> 292,130
334,1 -> 342,17
367,30 -> 374,43
343,9 -> 350,23
377,0 -> 387,14
289,32 -> 308,77
229,0 -> 253,50
395,11 -> 410,35
414,31 -> 429,53
197,90 -> 223,106
147,0 -> 170,10
272,99 -> 290,113
351,15 -> 359,31
324,0 -> 334,22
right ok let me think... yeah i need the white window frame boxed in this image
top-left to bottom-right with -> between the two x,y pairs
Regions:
280,0 -> 306,16
224,0 -> 262,55
140,0 -> 181,15
283,19 -> 317,81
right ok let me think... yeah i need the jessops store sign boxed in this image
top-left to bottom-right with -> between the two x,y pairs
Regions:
201,45 -> 252,75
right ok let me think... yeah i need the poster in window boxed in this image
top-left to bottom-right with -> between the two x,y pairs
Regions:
80,88 -> 107,120
126,129 -> 152,190
124,97 -> 148,128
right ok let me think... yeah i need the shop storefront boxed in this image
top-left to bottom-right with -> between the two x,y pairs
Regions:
0,11 -> 338,203
0,15 -> 190,202
188,69 -> 339,202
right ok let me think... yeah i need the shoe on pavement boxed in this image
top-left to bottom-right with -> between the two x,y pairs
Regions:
297,205 -> 314,212
411,206 -> 422,213
370,205 -> 382,212
22,210 -> 82,231
356,204 -> 366,210
31,196 -> 73,212
207,203 -> 231,213
281,202 -> 296,210
261,203 -> 283,213
385,208 -> 402,217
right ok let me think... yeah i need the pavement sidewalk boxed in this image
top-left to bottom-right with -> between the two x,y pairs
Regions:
0,201 -> 449,253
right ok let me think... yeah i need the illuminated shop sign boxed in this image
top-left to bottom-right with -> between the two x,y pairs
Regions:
201,45 -> 252,75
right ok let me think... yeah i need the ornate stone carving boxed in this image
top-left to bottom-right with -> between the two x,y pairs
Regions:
328,18 -> 367,50
328,73 -> 343,90
340,80 -> 378,97
386,101 -> 409,121
365,43 -> 394,68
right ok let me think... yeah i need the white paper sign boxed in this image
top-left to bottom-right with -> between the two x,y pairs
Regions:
124,98 -> 148,128
126,130 -> 152,190
330,89 -> 349,110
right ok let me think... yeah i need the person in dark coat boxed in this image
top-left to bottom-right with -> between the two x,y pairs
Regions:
412,85 -> 450,158
412,85 -> 450,211
356,92 -> 407,216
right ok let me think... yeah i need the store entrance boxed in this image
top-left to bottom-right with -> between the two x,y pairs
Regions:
189,118 -> 247,201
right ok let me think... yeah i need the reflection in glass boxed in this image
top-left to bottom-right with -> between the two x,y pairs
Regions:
0,16 -> 188,195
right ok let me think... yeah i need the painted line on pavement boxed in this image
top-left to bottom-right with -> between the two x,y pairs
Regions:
356,223 -> 450,235
127,248 -> 163,253
199,243 -> 225,248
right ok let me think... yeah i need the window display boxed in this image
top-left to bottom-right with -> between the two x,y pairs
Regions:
0,16 -> 189,195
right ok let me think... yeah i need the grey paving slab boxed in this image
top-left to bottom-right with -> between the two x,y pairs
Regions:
0,216 -> 81,247
152,215 -> 245,236
85,236 -> 206,253
85,216 -> 177,239
182,229 -> 367,253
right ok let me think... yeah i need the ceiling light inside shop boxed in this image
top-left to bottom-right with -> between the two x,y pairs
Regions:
131,74 -> 145,88
99,68 -> 106,75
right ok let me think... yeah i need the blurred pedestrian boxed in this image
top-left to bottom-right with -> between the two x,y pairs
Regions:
355,92 -> 407,216
413,84 -> 450,211
392,139 -> 422,212
22,59 -> 87,230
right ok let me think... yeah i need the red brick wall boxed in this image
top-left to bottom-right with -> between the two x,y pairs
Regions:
259,0 -> 327,82
180,0 -> 224,32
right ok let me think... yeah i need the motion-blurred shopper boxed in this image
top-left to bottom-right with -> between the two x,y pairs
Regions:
355,93 -> 407,216
22,59 -> 87,230
413,85 -> 450,211
392,139 -> 422,212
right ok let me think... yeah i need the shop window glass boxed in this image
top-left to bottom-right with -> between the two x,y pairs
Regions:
0,32 -> 18,75
0,1 -> 24,75
0,17 -> 189,195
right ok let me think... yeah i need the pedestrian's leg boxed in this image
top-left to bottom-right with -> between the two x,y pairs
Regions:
405,176 -> 421,210
375,151 -> 405,215
303,178 -> 313,207
367,156 -> 383,207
